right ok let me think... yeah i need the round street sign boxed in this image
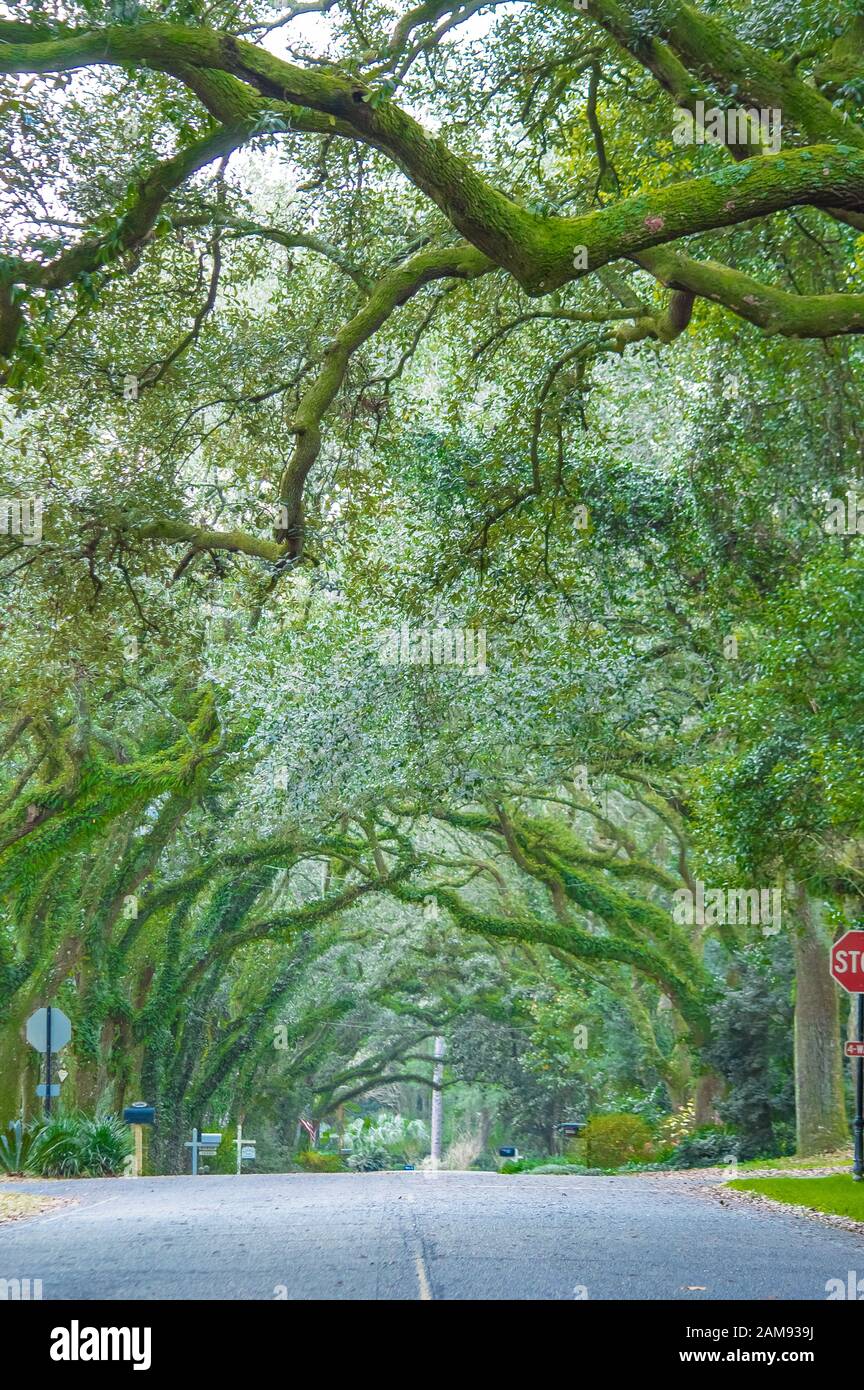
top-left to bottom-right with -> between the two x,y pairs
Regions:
830,931 -> 864,994
25,1007 -> 72,1054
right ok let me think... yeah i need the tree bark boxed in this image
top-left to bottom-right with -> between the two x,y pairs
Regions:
792,889 -> 848,1155
694,1071 -> 723,1127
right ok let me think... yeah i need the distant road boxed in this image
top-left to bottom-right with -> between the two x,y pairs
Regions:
1,1170 -> 861,1300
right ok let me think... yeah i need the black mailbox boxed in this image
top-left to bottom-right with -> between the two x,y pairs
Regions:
557,1121 -> 583,1138
498,1146 -> 516,1158
123,1103 -> 155,1126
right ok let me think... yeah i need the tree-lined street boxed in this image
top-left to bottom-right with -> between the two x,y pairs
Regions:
3,0 -> 864,1317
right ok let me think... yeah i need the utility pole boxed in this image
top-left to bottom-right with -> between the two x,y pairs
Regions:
430,1035 -> 445,1168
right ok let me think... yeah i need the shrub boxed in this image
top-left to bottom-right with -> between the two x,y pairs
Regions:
706,940 -> 795,1159
582,1113 -> 652,1168
604,1086 -> 669,1129
30,1115 -> 85,1177
298,1150 -> 343,1173
75,1114 -> 131,1175
499,1160 -> 607,1176
470,1152 -> 499,1171
668,1125 -> 739,1169
347,1144 -> 391,1172
654,1101 -> 696,1150
649,1145 -> 676,1166
0,1120 -> 42,1175
442,1133 -> 483,1170
757,1121 -> 796,1161
33,1112 -> 131,1177
343,1113 -> 427,1166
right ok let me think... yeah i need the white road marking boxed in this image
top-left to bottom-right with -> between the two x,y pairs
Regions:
27,1194 -> 121,1223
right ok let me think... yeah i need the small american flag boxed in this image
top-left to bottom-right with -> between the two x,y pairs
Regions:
298,1117 -> 318,1144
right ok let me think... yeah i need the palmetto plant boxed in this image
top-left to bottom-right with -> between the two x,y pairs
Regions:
0,1120 -> 40,1176
36,1113 -> 131,1177
0,1114 -> 130,1177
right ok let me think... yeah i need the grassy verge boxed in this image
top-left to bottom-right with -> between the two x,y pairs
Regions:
727,1175 -> 864,1221
0,1192 -> 63,1222
735,1150 -> 849,1172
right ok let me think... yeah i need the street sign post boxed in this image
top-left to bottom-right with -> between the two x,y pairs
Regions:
830,931 -> 864,1182
854,993 -> 863,1184
25,1006 -> 72,1117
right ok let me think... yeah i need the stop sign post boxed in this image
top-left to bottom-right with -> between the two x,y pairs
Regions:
25,1006 -> 72,1118
830,931 -> 864,1182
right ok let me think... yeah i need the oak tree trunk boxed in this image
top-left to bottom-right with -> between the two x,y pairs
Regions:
792,889 -> 848,1156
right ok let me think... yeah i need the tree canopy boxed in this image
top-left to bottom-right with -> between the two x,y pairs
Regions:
1,0 -> 863,1168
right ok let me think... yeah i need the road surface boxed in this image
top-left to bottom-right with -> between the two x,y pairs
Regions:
1,1170 -> 862,1300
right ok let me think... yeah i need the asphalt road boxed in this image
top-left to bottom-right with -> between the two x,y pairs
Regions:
1,1170 -> 862,1300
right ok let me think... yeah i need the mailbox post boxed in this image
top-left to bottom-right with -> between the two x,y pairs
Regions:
234,1123 -> 257,1175
122,1102 -> 155,1178
556,1119 -> 584,1158
186,1127 -> 201,1176
185,1128 -> 222,1175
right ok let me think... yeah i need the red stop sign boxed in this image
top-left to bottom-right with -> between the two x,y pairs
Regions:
830,931 -> 864,993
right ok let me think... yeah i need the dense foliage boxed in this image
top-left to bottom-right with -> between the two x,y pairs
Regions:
1,0 -> 863,1169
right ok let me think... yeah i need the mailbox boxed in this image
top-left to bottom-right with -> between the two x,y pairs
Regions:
123,1103 -> 155,1126
498,1146 -> 517,1158
200,1132 -> 222,1151
557,1120 -> 583,1139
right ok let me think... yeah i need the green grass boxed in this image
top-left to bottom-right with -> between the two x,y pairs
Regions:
728,1174 -> 864,1220
735,1150 -> 848,1171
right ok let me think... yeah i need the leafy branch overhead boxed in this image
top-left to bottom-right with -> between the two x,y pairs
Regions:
3,1 -> 864,568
